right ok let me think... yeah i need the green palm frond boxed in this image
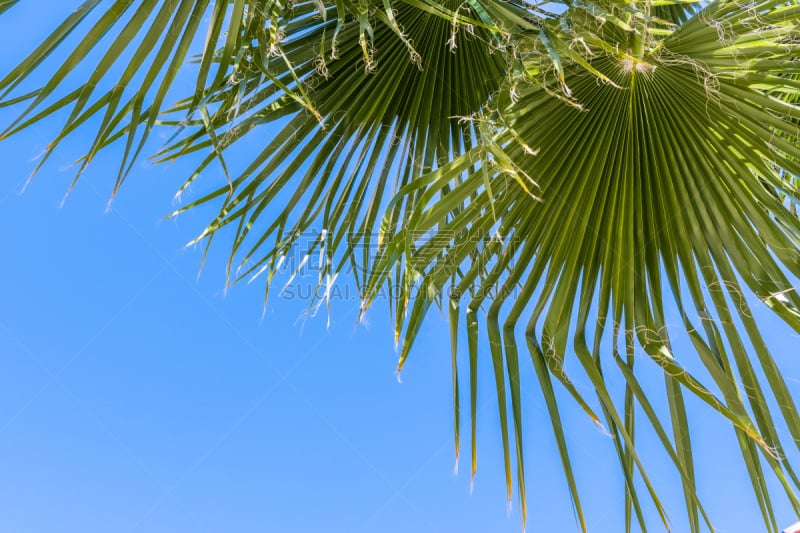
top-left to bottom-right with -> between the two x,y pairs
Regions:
158,0 -> 519,299
369,0 -> 800,529
2,0 -> 800,531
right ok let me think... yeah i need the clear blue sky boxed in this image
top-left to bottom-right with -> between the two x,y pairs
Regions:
0,2 -> 798,532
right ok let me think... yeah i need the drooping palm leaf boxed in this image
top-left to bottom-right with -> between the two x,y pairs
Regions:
367,0 -> 800,530
1,0 -> 799,531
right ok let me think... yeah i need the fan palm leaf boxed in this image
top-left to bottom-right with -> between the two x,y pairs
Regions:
1,0 -> 800,530
368,1 -> 800,529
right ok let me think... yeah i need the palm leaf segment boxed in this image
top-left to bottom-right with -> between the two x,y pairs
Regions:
1,0 -> 800,530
